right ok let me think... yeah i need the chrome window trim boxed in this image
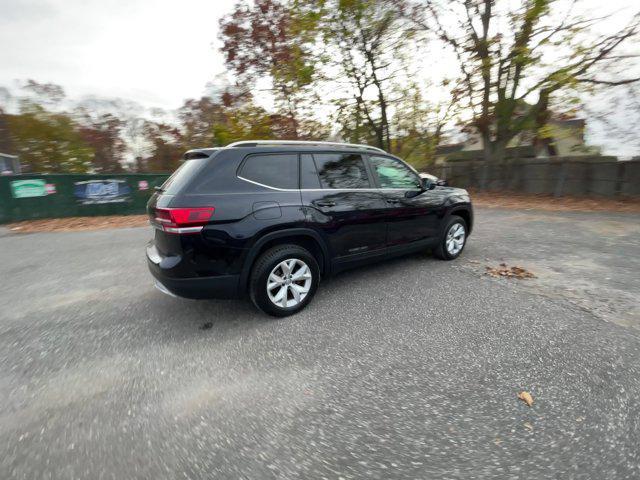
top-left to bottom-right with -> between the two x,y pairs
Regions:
236,152 -> 299,191
236,151 -> 424,192
237,175 -> 420,193
237,175 -> 297,191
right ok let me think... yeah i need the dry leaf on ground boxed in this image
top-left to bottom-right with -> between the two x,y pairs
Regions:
486,264 -> 536,279
518,391 -> 534,407
470,191 -> 640,214
6,215 -> 149,233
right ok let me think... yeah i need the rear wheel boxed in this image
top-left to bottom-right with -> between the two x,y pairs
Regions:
434,215 -> 467,260
249,245 -> 320,317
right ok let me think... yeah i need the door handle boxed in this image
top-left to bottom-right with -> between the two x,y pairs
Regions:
386,198 -> 400,204
314,201 -> 336,207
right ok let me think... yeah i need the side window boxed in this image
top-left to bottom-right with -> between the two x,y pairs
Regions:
239,154 -> 298,189
369,156 -> 421,189
314,153 -> 371,189
300,154 -> 321,189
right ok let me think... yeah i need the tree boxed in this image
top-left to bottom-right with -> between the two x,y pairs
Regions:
21,80 -> 65,108
390,81 -> 459,168
141,121 -> 184,172
312,0 -> 414,151
0,81 -> 94,173
211,92 -> 276,145
219,0 -> 321,139
585,84 -> 640,156
178,96 -> 225,147
0,109 -> 15,155
5,102 -> 93,173
414,0 -> 640,163
77,112 -> 126,173
209,86 -> 329,145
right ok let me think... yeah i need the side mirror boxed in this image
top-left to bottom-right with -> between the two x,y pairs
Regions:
422,177 -> 437,191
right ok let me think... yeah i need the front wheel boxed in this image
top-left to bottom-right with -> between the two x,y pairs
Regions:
249,245 -> 320,317
433,215 -> 467,260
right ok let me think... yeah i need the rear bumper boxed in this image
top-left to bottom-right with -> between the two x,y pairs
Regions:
146,244 -> 240,299
148,260 -> 240,299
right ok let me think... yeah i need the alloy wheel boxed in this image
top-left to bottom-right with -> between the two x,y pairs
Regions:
266,258 -> 313,308
446,223 -> 466,256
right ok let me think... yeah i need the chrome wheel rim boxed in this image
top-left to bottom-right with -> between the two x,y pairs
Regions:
446,223 -> 466,255
267,258 -> 312,308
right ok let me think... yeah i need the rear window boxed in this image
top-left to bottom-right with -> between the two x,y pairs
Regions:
239,154 -> 298,189
161,158 -> 207,194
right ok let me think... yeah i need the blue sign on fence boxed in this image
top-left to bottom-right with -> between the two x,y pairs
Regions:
74,179 -> 131,204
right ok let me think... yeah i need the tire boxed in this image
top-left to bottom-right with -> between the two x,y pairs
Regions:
249,244 -> 320,317
433,215 -> 468,260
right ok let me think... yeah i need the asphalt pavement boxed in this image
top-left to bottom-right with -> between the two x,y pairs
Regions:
1,207 -> 639,479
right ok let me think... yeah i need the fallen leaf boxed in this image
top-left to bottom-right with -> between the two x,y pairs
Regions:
523,422 -> 533,431
518,391 -> 534,407
485,263 -> 536,279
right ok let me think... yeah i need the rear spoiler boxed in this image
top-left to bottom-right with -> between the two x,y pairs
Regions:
183,148 -> 220,160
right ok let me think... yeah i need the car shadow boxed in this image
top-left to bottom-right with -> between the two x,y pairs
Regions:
147,291 -> 270,338
151,251 -> 440,330
322,250 -> 438,287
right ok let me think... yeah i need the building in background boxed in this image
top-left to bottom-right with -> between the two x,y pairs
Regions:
435,108 -> 602,164
0,153 -> 20,175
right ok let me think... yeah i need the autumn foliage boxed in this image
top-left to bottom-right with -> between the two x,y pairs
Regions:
1,1 -> 639,174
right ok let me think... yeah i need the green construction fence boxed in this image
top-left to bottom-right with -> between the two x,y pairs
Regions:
0,174 -> 170,224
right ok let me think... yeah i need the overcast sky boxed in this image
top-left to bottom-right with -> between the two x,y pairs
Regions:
0,0 -> 237,109
1,0 -> 638,155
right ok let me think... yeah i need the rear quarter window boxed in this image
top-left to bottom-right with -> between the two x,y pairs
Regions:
160,158 -> 208,194
239,154 -> 298,189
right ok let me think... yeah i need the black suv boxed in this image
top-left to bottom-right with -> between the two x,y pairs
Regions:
147,140 -> 473,316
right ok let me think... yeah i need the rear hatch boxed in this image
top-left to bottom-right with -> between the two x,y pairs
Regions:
147,157 -> 211,256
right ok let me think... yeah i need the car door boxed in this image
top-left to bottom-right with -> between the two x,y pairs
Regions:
300,152 -> 387,259
367,155 -> 440,248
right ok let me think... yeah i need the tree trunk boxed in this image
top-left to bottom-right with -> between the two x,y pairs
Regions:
532,89 -> 551,156
480,131 -> 492,190
480,138 -> 507,190
492,140 -> 507,163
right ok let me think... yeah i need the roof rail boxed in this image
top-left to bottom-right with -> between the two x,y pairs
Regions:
225,140 -> 386,154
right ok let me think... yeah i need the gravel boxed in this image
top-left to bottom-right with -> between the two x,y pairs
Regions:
1,208 -> 639,479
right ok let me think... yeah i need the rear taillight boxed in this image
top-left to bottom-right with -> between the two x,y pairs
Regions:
153,207 -> 214,234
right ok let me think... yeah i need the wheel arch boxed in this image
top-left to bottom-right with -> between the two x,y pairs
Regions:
239,228 -> 330,295
449,206 -> 473,235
